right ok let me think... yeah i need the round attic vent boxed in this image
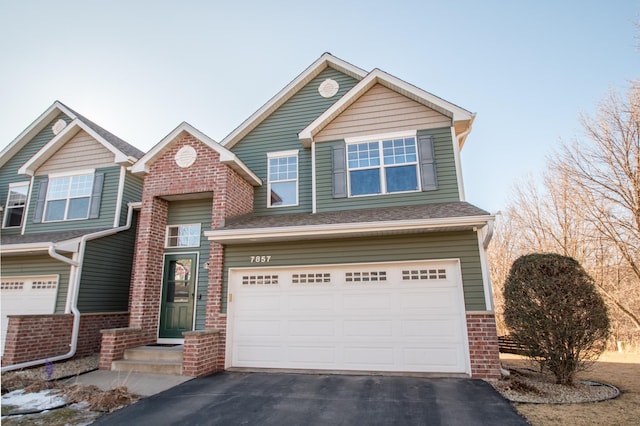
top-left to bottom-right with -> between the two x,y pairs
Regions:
318,78 -> 339,98
175,145 -> 197,168
52,119 -> 67,135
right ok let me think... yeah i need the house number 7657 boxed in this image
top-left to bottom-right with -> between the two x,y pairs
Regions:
250,256 -> 271,263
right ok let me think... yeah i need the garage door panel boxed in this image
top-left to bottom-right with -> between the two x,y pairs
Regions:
342,293 -> 392,310
230,261 -> 468,373
343,320 -> 393,337
288,320 -> 335,337
237,294 -> 281,311
288,294 -> 335,312
236,319 -> 281,337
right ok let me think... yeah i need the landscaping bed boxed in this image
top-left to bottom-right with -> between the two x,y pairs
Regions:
494,352 -> 640,425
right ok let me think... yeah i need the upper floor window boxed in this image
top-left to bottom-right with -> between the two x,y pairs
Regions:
166,224 -> 201,248
2,182 -> 29,228
267,150 -> 298,207
347,135 -> 419,196
44,173 -> 94,221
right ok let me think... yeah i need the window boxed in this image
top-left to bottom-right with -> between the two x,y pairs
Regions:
44,173 -> 94,221
347,135 -> 419,196
166,224 -> 201,248
267,151 -> 298,207
3,182 -> 29,228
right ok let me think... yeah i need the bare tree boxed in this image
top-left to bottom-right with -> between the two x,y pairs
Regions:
552,81 -> 640,330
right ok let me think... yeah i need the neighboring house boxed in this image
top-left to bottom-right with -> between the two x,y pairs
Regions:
0,102 -> 144,366
101,54 -> 500,379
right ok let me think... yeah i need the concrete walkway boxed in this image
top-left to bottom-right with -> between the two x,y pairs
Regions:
65,370 -> 192,396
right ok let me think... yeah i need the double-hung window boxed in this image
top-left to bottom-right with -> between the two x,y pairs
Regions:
166,224 -> 201,248
44,173 -> 94,221
347,134 -> 419,196
3,182 -> 29,228
267,150 -> 298,207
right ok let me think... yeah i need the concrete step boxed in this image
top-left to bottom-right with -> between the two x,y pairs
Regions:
111,359 -> 182,375
124,345 -> 183,363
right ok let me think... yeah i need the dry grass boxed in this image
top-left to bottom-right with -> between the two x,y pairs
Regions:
502,352 -> 640,426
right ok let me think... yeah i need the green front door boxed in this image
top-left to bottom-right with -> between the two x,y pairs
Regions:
159,254 -> 197,338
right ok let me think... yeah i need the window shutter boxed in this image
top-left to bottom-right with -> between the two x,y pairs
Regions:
418,135 -> 438,191
332,145 -> 347,198
32,178 -> 48,223
89,173 -> 104,219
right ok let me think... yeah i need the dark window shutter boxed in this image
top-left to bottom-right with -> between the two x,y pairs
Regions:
89,173 -> 104,219
332,145 -> 347,198
32,178 -> 48,223
418,135 -> 438,191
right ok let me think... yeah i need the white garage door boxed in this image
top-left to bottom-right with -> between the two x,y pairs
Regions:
228,260 -> 469,374
1,276 -> 59,356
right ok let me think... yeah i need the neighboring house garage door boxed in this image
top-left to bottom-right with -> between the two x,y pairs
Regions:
1,276 -> 59,356
227,261 -> 469,374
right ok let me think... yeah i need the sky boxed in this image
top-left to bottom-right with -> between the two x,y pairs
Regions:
0,1 -> 637,213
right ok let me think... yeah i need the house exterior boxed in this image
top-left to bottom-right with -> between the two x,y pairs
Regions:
0,102 -> 144,365
100,54 -> 500,379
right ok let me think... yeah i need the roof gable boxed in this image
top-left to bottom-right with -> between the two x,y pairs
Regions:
18,119 -> 136,176
298,69 -> 475,148
1,101 -> 144,169
220,53 -> 367,149
130,122 -> 262,186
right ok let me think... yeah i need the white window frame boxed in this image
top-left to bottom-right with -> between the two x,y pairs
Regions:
345,131 -> 420,197
267,150 -> 299,208
165,223 -> 202,248
2,181 -> 30,228
43,170 -> 95,223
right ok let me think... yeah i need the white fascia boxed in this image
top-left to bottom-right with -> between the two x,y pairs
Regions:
476,223 -> 495,311
130,122 -> 262,186
0,101 -> 77,168
18,120 -> 131,176
299,69 -> 474,147
221,53 -> 367,149
450,127 -> 466,201
205,215 -> 494,243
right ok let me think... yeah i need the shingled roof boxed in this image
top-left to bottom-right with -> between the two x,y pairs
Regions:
223,202 -> 490,230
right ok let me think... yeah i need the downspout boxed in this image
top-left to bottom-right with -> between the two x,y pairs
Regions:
1,202 -> 139,373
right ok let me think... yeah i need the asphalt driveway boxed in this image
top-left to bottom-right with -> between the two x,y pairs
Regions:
93,372 -> 528,426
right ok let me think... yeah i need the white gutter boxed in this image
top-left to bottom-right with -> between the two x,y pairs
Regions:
206,214 -> 494,243
1,202 -> 140,373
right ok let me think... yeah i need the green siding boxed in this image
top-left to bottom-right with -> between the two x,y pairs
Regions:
231,68 -> 359,215
0,113 -> 71,235
0,254 -> 72,313
119,172 -> 143,225
165,198 -> 212,330
315,128 -> 460,212
77,212 -> 139,312
25,165 -> 121,233
223,231 -> 486,312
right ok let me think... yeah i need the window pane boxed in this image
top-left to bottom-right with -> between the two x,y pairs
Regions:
383,137 -> 417,165
67,197 -> 90,219
45,200 -> 66,221
350,169 -> 381,196
7,186 -> 28,207
348,142 -> 379,168
270,181 -> 297,206
69,175 -> 94,197
385,165 -> 418,193
48,177 -> 70,199
167,225 -> 201,247
269,156 -> 297,181
5,207 -> 24,227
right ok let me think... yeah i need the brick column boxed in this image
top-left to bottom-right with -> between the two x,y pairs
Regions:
466,313 -> 501,379
99,327 -> 145,370
182,329 -> 221,377
128,196 -> 168,342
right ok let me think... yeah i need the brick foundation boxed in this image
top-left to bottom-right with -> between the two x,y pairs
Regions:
2,312 -> 129,366
182,329 -> 222,377
466,312 -> 501,379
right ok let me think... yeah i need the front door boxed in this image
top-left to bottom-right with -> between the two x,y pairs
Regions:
159,254 -> 197,338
